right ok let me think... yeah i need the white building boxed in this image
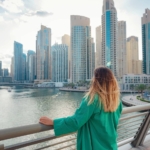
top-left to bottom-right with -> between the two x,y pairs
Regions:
95,25 -> 102,68
121,74 -> 150,90
51,43 -> 68,82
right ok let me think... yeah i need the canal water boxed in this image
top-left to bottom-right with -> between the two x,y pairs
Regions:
0,86 -> 129,149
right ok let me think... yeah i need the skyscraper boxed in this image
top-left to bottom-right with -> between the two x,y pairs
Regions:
87,37 -> 95,79
3,68 -> 9,77
95,26 -> 102,68
126,36 -> 142,74
118,21 -> 126,78
62,34 -> 70,80
36,25 -> 51,80
22,53 -> 26,81
26,50 -> 35,81
51,43 -> 68,82
142,9 -> 150,74
101,0 -> 118,78
0,61 -> 2,76
71,15 -> 95,83
14,41 -> 23,81
29,53 -> 36,82
10,57 -> 14,79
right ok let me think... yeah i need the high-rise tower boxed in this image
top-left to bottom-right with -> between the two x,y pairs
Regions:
14,41 -> 23,81
142,9 -> 150,74
118,21 -> 126,78
22,53 -> 26,81
36,25 -> 51,80
71,15 -> 95,83
126,36 -> 142,74
0,61 -> 2,76
26,50 -> 35,81
62,34 -> 70,80
51,43 -> 68,82
101,0 -> 118,77
95,26 -> 102,68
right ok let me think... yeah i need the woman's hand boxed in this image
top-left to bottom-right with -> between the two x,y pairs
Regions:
39,116 -> 53,125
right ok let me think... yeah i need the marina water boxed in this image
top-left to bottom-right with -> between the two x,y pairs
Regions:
0,86 -> 127,149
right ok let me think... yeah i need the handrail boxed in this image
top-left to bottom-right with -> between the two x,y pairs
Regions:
0,124 -> 53,141
122,104 -> 150,114
0,104 -> 150,150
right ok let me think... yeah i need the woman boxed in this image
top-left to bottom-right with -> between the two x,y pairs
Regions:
39,67 -> 122,150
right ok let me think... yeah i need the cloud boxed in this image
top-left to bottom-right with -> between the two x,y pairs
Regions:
0,0 -> 24,13
0,53 -> 13,60
26,10 -> 53,17
36,11 -> 53,17
0,6 -> 7,13
5,54 -> 12,58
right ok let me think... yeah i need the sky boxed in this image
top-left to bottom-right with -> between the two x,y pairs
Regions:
0,0 -> 149,70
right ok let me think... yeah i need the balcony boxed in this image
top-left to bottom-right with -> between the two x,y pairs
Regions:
0,104 -> 150,150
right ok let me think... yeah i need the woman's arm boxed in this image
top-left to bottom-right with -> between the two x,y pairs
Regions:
39,96 -> 99,136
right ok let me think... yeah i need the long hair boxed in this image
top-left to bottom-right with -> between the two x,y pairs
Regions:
85,66 -> 120,112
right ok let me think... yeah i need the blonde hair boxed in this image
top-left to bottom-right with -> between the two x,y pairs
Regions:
85,66 -> 120,112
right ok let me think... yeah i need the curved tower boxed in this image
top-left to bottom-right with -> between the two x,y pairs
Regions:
142,9 -> 150,74
101,0 -> 118,78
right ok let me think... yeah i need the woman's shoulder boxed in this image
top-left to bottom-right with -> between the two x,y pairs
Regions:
83,93 -> 99,103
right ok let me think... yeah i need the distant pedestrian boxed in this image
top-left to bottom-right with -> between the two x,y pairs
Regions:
39,66 -> 122,150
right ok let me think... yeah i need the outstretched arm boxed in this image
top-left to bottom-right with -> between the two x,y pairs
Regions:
39,95 -> 99,136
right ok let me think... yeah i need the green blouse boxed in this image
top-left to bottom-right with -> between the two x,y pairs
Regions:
54,95 -> 122,150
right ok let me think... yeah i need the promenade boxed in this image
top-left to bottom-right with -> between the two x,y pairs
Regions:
121,95 -> 150,150
122,95 -> 149,106
59,87 -> 139,93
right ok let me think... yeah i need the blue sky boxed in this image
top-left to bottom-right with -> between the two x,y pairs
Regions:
0,0 -> 149,70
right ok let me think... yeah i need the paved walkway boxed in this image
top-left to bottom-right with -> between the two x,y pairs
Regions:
130,140 -> 150,150
121,95 -> 150,150
122,95 -> 149,106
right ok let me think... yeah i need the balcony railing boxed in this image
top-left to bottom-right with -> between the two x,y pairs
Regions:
0,104 -> 150,150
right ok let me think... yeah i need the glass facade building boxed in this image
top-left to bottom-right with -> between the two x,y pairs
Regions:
71,15 -> 95,83
0,61 -> 2,76
51,44 -> 68,82
3,68 -> 9,77
102,0 -> 118,78
36,25 -> 51,80
14,41 -> 23,81
29,53 -> 36,82
26,50 -> 35,81
22,53 -> 26,81
142,9 -> 150,74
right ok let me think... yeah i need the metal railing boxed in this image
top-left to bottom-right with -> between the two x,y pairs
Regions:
0,104 -> 150,150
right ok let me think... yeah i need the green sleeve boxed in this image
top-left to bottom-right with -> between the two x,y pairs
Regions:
119,100 -> 123,114
53,96 -> 98,136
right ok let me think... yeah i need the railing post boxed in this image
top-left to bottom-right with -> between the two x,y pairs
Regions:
0,144 -> 4,150
131,111 -> 150,147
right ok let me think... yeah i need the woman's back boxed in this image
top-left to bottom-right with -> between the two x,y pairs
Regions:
40,67 -> 122,150
77,95 -> 122,150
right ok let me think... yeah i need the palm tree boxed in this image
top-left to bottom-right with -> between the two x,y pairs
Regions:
135,84 -> 147,97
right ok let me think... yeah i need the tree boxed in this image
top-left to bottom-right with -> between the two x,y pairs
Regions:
130,84 -> 134,90
135,84 -> 147,97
